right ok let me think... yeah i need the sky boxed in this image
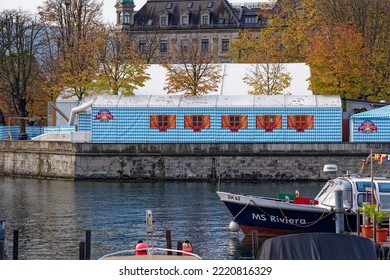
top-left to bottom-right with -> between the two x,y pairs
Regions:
0,0 -> 142,24
1,0 -> 267,24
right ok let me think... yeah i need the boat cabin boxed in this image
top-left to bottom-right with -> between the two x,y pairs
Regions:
315,176 -> 390,212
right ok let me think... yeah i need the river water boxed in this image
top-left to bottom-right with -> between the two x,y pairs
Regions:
0,177 -> 324,260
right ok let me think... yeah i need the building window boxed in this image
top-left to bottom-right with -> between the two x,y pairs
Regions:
123,12 -> 131,24
187,2 -> 193,8
181,15 -> 189,26
139,41 -> 146,52
221,115 -> 248,132
150,115 -> 176,132
184,115 -> 211,132
202,15 -> 209,25
201,39 -> 209,52
222,39 -> 229,52
166,3 -> 172,9
287,115 -> 314,132
160,15 -> 168,26
160,41 -> 168,52
207,2 -> 213,8
181,39 -> 188,52
244,16 -> 258,24
256,115 -> 282,132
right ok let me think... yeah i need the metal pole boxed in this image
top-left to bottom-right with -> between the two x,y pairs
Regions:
335,189 -> 344,234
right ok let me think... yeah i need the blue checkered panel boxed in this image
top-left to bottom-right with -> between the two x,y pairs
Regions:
78,113 -> 92,132
351,118 -> 390,142
89,106 -> 342,143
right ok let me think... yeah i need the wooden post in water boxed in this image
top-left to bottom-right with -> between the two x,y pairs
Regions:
13,230 -> 19,260
0,220 -> 5,260
252,230 -> 259,260
79,241 -> 85,260
85,230 -> 91,260
166,230 -> 172,255
176,241 -> 183,256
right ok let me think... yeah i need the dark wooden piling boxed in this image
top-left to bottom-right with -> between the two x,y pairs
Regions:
252,230 -> 259,260
176,241 -> 183,256
79,241 -> 85,260
85,230 -> 91,260
166,230 -> 172,255
13,230 -> 19,260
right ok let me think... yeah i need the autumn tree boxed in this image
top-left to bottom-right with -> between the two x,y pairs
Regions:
244,64 -> 292,95
39,0 -> 104,101
315,0 -> 390,101
229,0 -> 319,63
163,34 -> 222,96
306,22 -> 371,99
131,28 -> 161,64
94,25 -> 150,95
0,9 -> 47,139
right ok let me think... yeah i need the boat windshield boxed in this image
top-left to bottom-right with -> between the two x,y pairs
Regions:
315,179 -> 353,208
355,181 -> 372,192
378,182 -> 390,211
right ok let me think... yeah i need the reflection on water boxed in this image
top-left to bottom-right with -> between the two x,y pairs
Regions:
0,177 -> 324,260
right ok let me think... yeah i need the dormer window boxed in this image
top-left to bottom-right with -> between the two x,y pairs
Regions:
123,12 -> 131,24
180,10 -> 190,27
244,16 -> 259,24
201,10 -> 211,26
182,15 -> 189,25
160,12 -> 169,26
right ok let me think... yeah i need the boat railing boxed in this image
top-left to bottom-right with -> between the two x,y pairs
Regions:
98,247 -> 202,260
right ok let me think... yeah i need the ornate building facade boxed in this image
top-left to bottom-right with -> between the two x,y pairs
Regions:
115,0 -> 272,63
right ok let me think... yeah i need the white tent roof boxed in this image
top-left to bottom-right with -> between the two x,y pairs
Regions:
134,63 -> 312,96
89,94 -> 341,108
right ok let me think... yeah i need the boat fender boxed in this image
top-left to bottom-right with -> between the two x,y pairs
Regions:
135,240 -> 148,256
229,221 -> 239,232
182,240 -> 193,255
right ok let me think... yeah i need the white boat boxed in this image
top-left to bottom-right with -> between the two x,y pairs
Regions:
218,154 -> 390,238
99,210 -> 202,260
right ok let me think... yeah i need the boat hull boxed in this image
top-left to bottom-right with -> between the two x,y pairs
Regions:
218,192 -> 358,237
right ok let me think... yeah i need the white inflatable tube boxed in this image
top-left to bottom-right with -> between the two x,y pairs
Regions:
68,98 -> 96,126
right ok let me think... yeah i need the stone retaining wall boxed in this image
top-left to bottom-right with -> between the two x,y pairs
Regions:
1,141 -> 389,181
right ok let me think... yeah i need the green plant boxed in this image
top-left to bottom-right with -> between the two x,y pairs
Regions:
360,203 -> 376,225
374,211 -> 390,228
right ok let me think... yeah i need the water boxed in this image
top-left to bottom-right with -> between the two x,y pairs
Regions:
0,177 -> 324,260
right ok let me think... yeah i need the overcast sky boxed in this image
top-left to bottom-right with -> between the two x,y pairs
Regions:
0,0 -> 136,24
1,0 -> 267,24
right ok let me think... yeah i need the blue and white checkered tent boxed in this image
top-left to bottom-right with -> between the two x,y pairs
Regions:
85,94 -> 342,143
349,105 -> 390,142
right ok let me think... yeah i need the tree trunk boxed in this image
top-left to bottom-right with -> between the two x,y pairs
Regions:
0,110 -> 5,126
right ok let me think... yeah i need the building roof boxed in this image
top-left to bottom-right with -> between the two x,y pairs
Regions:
134,63 -> 313,96
89,94 -> 341,108
350,105 -> 390,119
133,0 -> 272,29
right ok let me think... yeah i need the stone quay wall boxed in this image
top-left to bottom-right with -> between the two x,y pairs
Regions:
1,141 -> 390,181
